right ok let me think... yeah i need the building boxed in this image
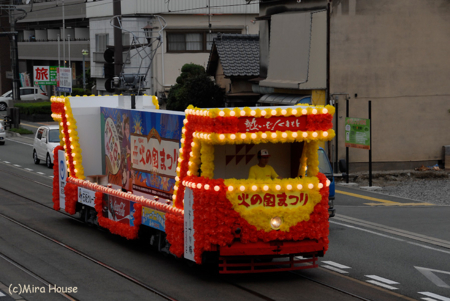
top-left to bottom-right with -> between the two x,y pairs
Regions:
10,0 -> 257,100
206,33 -> 260,107
86,0 -> 259,100
15,0 -> 90,95
253,0 -> 450,172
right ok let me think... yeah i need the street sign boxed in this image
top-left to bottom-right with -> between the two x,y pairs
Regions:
33,66 -> 57,85
6,71 -> 13,79
345,117 -> 371,150
56,67 -> 72,93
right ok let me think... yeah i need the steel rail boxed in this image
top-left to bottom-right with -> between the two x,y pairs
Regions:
0,211 -> 178,301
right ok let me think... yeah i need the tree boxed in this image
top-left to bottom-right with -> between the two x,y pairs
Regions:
166,63 -> 225,111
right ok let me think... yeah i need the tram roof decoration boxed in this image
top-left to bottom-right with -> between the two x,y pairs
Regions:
183,104 -> 335,145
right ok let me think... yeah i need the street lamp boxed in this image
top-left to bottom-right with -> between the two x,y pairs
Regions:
142,23 -> 154,44
82,49 -> 88,91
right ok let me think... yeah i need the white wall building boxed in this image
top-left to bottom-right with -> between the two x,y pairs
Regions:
87,0 -> 259,98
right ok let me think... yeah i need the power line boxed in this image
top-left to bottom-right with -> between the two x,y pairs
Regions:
6,0 -> 260,16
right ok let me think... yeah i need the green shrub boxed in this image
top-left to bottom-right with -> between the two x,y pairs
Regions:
71,87 -> 91,96
10,127 -> 33,134
15,102 -> 52,115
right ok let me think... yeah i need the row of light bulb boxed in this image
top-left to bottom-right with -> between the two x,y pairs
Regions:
184,108 -> 329,117
51,97 -> 67,103
179,131 -> 329,143
180,180 -> 330,192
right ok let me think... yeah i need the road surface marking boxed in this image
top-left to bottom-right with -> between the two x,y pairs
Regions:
25,168 -> 33,171
20,122 -> 40,129
13,164 -> 21,167
335,215 -> 450,250
4,138 -> 33,146
321,261 -> 351,269
419,292 -> 450,301
321,265 -> 349,274
37,172 -> 45,175
365,202 -> 433,206
336,189 -> 433,206
408,242 -> 450,255
3,161 -> 10,164
336,189 -> 398,204
366,280 -> 398,290
0,291 -> 5,297
421,298 -> 438,301
331,221 -> 405,241
366,275 -> 399,285
415,266 -> 450,288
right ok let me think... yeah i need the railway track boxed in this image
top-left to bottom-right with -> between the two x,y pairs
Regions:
0,167 -> 376,301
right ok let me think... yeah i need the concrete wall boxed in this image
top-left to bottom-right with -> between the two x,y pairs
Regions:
214,61 -> 231,90
330,0 -> 450,170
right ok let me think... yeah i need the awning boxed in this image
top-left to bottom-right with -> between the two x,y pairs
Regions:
257,94 -> 311,105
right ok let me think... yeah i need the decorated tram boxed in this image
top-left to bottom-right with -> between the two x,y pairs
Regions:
50,95 -> 335,273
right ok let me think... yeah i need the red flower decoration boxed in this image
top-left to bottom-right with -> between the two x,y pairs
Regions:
306,114 -> 333,131
64,182 -> 78,215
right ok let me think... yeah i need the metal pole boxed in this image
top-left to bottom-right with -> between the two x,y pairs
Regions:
83,54 -> 86,91
9,2 -> 21,105
68,34 -> 71,69
346,98 -> 349,183
57,34 -> 60,96
58,34 -> 60,68
63,0 -> 65,67
113,0 -> 123,79
335,99 -> 339,172
369,100 -> 372,187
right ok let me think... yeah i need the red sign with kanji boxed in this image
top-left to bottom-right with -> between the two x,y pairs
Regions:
237,191 -> 310,209
238,116 -> 307,133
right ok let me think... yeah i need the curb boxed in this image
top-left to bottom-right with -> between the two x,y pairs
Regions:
6,130 -> 22,138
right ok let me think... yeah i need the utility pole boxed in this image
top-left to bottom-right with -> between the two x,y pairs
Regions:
113,0 -> 123,83
9,1 -> 23,105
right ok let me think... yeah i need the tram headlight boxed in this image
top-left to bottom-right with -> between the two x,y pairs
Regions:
270,216 -> 283,230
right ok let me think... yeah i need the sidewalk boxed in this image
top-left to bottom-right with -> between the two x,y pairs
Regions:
335,168 -> 449,190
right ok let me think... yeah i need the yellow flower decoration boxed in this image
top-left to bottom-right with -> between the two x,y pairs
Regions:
224,177 -> 321,232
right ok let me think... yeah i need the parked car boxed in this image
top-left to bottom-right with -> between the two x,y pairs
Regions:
0,122 -> 5,145
0,87 -> 49,111
33,125 -> 60,168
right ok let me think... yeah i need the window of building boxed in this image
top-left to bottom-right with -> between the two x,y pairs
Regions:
167,31 -> 240,53
96,34 -> 109,52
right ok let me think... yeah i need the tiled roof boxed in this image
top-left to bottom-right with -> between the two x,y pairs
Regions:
207,33 -> 260,78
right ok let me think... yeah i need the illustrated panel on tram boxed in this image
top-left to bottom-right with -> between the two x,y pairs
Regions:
101,107 -> 184,200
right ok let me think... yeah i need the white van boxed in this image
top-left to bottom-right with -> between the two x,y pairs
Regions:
33,125 -> 60,168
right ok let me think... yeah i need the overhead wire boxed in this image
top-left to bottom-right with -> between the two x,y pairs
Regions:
1,0 -> 260,16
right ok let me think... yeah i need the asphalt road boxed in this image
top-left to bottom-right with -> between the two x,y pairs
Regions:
0,121 -> 449,300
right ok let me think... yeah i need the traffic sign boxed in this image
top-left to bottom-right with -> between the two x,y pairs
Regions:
56,67 -> 72,93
